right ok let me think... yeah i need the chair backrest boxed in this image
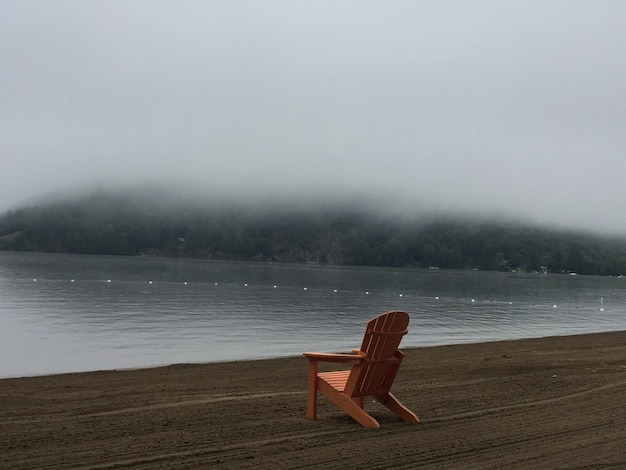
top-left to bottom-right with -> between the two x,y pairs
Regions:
347,311 -> 409,396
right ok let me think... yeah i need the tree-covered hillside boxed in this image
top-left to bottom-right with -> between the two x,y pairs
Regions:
2,191 -> 626,275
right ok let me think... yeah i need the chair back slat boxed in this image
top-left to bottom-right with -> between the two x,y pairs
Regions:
346,311 -> 409,395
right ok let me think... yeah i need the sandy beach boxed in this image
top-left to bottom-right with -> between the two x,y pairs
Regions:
2,331 -> 625,469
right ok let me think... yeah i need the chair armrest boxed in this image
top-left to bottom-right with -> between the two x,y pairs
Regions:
302,351 -> 365,364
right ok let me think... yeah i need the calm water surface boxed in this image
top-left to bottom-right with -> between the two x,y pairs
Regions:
1,251 -> 625,378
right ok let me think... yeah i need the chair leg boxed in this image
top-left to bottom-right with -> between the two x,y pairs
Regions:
376,392 -> 420,423
335,396 -> 380,429
306,361 -> 318,419
317,381 -> 380,428
354,396 -> 364,409
306,385 -> 317,419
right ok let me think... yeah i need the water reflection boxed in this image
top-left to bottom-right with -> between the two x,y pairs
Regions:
1,252 -> 625,377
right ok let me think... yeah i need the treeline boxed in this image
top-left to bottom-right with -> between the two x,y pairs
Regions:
2,191 -> 626,275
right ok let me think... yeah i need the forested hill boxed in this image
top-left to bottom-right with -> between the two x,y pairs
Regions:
2,191 -> 626,276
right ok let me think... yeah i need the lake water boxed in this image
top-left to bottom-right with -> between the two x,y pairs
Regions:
1,251 -> 625,378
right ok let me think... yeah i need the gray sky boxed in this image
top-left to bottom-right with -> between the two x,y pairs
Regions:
2,1 -> 626,233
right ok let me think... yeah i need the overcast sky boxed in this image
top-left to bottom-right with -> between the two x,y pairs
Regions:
1,1 -> 625,233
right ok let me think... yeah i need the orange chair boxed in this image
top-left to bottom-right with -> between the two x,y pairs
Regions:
303,310 -> 419,428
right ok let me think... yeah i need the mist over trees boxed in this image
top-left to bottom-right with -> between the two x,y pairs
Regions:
1,189 -> 626,276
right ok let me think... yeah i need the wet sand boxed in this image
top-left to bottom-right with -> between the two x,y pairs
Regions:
2,331 -> 626,469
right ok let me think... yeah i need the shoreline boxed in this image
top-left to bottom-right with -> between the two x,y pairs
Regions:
2,330 -> 626,469
4,328 -> 625,381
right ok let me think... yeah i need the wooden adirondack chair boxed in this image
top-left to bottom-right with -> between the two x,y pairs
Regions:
303,310 -> 419,428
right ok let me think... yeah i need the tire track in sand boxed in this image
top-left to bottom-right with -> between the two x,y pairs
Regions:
80,390 -> 306,418
86,378 -> 626,422
0,391 -> 306,425
71,429 -> 348,470
53,380 -> 626,470
426,379 -> 626,423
